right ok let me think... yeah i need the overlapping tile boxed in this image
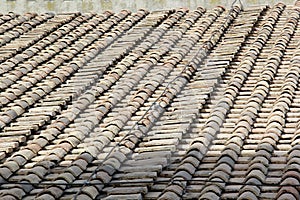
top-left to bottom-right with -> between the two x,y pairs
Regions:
0,2 -> 300,200
91,5 -> 241,200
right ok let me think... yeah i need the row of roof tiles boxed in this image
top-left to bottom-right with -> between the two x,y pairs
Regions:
0,1 -> 300,200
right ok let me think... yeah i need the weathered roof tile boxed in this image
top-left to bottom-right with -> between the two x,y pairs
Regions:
0,3 -> 299,199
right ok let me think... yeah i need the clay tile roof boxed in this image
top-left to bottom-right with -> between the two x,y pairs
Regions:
1,1 -> 300,199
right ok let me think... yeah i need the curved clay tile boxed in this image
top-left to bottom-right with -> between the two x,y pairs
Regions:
0,2 -> 300,199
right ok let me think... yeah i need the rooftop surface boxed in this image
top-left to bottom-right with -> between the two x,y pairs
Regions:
0,0 -> 296,13
0,1 -> 300,200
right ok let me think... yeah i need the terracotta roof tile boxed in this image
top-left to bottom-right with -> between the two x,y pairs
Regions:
0,3 -> 300,199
